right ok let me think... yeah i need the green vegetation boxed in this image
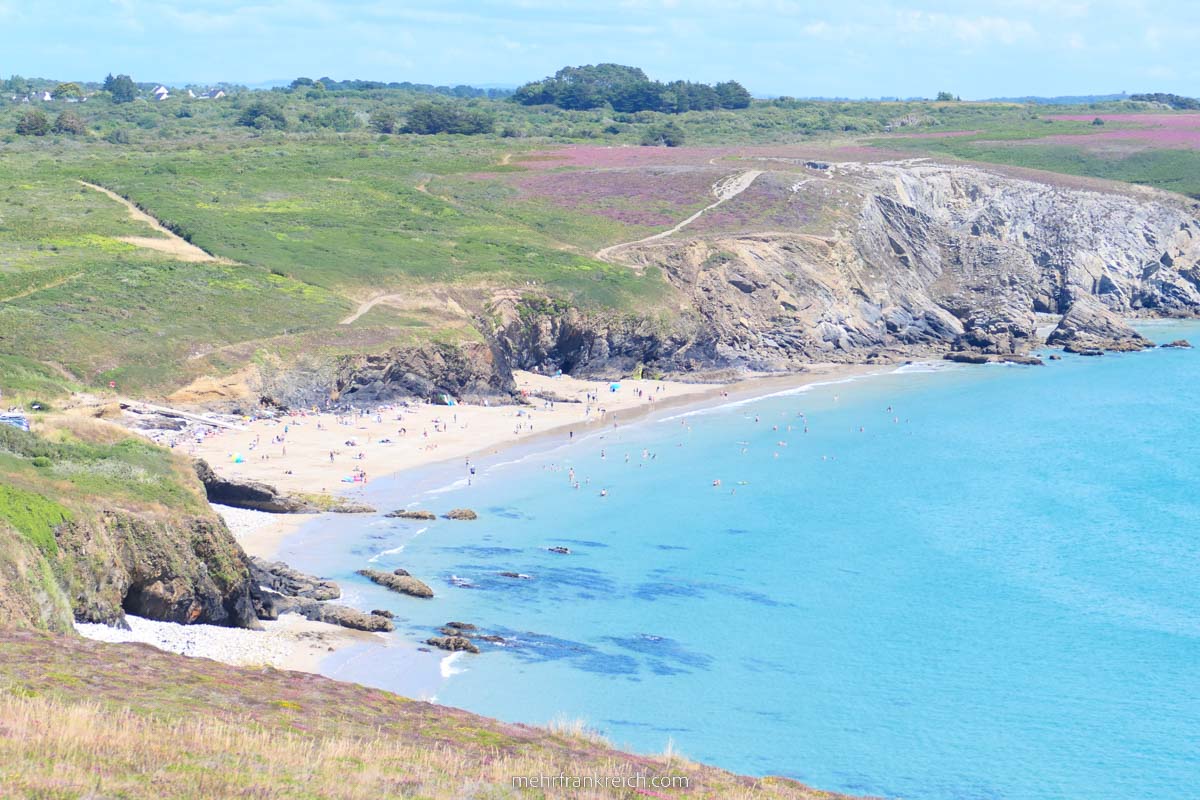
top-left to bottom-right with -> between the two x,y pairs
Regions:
1,67 -> 1198,396
1129,92 -> 1200,109
0,484 -> 69,555
0,419 -> 205,513
513,63 -> 751,113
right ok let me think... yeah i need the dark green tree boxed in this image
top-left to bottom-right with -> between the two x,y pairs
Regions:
108,74 -> 137,104
15,110 -> 51,136
368,108 -> 399,133
236,99 -> 288,129
715,80 -> 751,108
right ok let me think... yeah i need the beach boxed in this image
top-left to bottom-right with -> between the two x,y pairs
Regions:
180,366 -> 872,503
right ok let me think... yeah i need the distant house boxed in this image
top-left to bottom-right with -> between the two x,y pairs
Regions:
201,88 -> 226,99
152,85 -> 170,101
186,88 -> 196,98
37,90 -> 52,102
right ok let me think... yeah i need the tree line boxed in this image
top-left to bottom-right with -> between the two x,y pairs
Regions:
512,64 -> 751,113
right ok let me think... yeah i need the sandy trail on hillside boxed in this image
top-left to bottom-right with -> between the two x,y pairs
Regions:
78,180 -> 230,263
596,169 -> 764,263
340,294 -> 407,325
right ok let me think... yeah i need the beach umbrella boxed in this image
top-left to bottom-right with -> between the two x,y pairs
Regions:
610,382 -> 621,392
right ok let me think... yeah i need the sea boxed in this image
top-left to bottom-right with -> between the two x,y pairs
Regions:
275,321 -> 1200,800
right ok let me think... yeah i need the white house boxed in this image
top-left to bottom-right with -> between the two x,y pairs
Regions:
152,85 -> 170,101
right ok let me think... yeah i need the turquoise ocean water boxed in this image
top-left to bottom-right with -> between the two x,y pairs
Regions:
278,322 -> 1200,800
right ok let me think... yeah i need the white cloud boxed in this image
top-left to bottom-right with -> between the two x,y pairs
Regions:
894,10 -> 1036,47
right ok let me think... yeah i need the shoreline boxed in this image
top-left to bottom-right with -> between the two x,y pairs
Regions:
97,363 -> 898,682
295,362 -> 900,696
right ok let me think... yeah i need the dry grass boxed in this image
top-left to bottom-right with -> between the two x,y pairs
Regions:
0,630 -> 855,800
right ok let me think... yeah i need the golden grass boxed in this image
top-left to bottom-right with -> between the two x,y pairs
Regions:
0,690 -> 846,800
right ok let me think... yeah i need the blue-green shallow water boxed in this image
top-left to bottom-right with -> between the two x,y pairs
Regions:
278,322 -> 1200,800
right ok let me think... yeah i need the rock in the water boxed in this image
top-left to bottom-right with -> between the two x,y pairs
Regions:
356,568 -> 434,598
944,352 -> 990,364
392,568 -> 410,577
996,354 -> 1044,366
443,508 -> 478,520
1063,344 -> 1104,356
1048,354 -> 1063,360
1047,299 -> 1154,353
329,501 -> 376,514
385,509 -> 437,520
264,597 -> 394,632
426,636 -> 480,654
498,571 -> 532,580
1161,339 -> 1193,349
370,609 -> 394,619
194,459 -> 315,514
445,621 -> 477,631
248,557 -> 340,601
548,546 -> 571,555
317,604 -> 395,632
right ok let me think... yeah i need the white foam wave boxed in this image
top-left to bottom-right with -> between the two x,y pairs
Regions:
440,651 -> 468,678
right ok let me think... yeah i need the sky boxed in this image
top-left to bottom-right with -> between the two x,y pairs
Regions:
1,0 -> 1197,99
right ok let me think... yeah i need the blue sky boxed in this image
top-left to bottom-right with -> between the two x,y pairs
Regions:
1,0 -> 1196,98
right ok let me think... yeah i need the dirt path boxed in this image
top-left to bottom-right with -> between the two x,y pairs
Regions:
596,170 -> 764,263
78,181 -> 228,263
339,294 -> 407,325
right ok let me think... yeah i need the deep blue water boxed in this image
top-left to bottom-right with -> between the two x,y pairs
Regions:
279,322 -> 1200,800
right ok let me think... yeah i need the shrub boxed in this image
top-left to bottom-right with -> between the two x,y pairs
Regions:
15,110 -> 50,137
237,99 -> 288,130
403,101 -> 493,135
368,108 -> 398,133
52,111 -> 86,135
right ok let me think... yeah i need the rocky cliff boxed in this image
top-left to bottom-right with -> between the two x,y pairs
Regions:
0,421 -> 259,631
603,161 -> 1199,370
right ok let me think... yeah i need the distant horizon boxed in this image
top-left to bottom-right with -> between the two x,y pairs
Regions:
0,72 -> 1149,104
1,1 -> 1196,100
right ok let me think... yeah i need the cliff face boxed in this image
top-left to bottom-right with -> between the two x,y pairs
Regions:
0,422 -> 259,631
608,162 -> 1200,369
52,508 -> 258,628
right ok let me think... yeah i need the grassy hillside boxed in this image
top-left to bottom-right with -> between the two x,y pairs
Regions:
0,629 -> 848,800
3,84 -> 1199,400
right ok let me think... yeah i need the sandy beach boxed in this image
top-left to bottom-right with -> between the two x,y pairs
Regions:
182,371 -> 726,499
181,367 -> 871,501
